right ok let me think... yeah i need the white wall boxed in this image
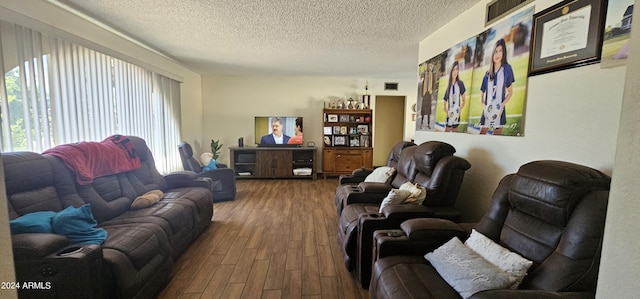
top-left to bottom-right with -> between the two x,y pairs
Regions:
597,1 -> 640,296
416,0 -> 625,221
0,0 -> 205,145
201,75 -> 417,166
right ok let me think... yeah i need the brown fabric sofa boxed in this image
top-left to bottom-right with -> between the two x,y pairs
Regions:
4,136 -> 213,299
369,160 -> 610,299
336,141 -> 471,288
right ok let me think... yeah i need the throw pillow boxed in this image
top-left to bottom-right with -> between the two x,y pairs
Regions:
131,189 -> 164,210
464,229 -> 533,289
399,181 -> 427,205
364,166 -> 396,184
378,189 -> 413,213
9,211 -> 57,234
425,237 -> 517,299
203,158 -> 218,171
52,204 -> 107,245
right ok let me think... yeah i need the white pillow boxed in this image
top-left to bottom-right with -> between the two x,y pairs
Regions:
425,237 -> 517,299
378,189 -> 412,213
364,166 -> 396,183
464,229 -> 533,289
199,152 -> 214,166
399,181 -> 427,205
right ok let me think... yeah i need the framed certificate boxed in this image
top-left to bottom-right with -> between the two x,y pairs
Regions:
529,0 -> 607,76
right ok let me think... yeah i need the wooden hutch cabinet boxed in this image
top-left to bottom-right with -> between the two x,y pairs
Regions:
322,108 -> 373,178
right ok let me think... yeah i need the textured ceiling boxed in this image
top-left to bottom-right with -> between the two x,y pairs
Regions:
56,0 -> 481,78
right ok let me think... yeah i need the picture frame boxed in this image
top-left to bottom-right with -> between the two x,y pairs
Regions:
357,125 -> 369,135
339,114 -> 350,122
333,126 -> 341,134
323,135 -> 332,146
339,126 -> 348,135
333,136 -> 346,146
328,114 -> 338,122
360,135 -> 370,147
349,136 -> 360,147
529,0 -> 607,76
323,126 -> 332,135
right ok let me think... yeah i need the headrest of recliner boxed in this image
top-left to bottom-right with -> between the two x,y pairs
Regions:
509,160 -> 611,227
179,141 -> 194,157
387,141 -> 416,167
413,141 -> 456,176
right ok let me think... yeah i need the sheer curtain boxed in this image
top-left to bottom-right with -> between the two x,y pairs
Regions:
0,20 -> 182,173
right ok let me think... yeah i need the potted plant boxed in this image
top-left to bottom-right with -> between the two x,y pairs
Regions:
210,139 -> 223,161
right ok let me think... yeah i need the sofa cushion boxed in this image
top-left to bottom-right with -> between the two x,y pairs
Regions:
425,237 -> 516,298
52,204 -> 108,245
465,229 -> 532,289
365,166 -> 396,184
10,211 -> 57,234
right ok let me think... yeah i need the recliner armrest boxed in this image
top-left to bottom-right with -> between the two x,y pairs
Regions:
471,290 -> 594,299
358,182 -> 392,193
164,171 -> 212,190
339,167 -> 373,185
12,233 -> 69,260
380,204 -> 434,221
400,218 -> 468,242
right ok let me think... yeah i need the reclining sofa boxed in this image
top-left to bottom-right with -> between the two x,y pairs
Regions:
4,136 -> 213,299
369,160 -> 611,299
336,141 -> 471,287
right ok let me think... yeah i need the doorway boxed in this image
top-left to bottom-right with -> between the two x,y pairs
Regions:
373,95 -> 406,166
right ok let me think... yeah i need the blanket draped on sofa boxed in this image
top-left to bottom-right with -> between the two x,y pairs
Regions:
44,135 -> 141,185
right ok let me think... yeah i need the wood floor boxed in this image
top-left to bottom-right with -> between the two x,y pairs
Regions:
157,178 -> 370,299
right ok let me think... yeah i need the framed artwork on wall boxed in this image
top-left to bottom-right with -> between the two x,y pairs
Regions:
529,0 -> 607,76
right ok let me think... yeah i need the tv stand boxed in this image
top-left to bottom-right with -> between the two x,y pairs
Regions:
230,146 -> 317,179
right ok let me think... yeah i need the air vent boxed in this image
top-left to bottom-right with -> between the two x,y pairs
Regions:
384,82 -> 398,90
486,0 -> 533,26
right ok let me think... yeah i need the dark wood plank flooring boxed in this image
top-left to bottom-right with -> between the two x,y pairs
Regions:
157,178 -> 369,299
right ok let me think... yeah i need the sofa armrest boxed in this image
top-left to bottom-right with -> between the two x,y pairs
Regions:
164,171 -> 212,190
400,218 -> 468,242
471,290 -> 594,299
12,233 -> 69,260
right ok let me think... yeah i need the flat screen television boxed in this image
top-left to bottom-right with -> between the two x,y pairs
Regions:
254,116 -> 303,147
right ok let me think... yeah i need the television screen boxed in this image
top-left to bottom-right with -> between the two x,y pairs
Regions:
254,116 -> 303,146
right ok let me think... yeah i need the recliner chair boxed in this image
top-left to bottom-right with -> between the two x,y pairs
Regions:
369,160 -> 611,299
338,141 -> 416,186
337,141 -> 471,288
178,141 -> 236,202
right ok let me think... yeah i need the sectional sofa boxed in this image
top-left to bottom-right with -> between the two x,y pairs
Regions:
4,136 -> 213,299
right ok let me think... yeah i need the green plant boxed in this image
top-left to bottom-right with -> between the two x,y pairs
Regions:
210,139 -> 223,160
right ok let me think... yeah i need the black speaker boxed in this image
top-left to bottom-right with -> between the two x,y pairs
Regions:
238,137 -> 244,147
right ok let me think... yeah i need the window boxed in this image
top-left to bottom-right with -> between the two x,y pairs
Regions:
0,21 -> 181,173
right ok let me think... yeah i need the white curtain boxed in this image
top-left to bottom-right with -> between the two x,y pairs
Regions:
0,20 -> 182,173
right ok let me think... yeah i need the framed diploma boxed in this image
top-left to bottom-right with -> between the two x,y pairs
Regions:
529,0 -> 607,76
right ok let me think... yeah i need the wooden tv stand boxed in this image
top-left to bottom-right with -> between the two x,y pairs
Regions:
229,146 -> 317,179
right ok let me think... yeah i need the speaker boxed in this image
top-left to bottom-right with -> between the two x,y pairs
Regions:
238,137 -> 244,147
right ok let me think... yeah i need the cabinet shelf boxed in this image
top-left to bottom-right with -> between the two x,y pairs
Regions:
322,108 -> 373,178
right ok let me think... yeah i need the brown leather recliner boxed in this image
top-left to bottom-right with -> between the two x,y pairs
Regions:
337,141 -> 471,288
337,141 -> 416,186
369,160 -> 611,299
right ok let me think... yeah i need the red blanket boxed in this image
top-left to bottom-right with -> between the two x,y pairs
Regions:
44,135 -> 141,185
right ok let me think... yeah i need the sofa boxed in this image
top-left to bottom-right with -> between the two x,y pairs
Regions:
336,141 -> 471,287
4,136 -> 214,299
369,160 -> 611,299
